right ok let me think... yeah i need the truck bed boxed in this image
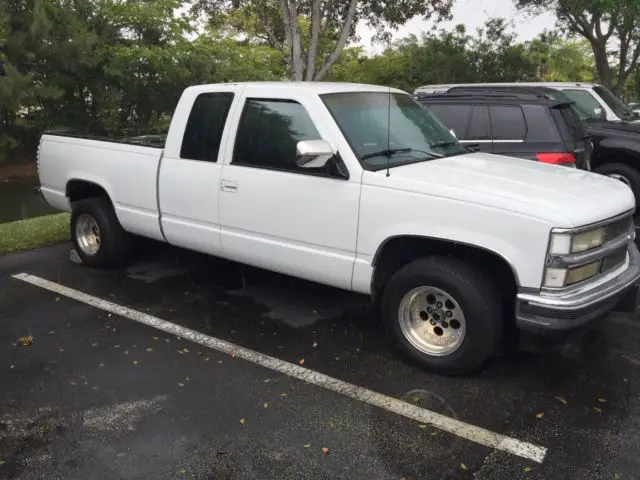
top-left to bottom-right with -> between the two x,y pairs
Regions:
37,132 -> 166,241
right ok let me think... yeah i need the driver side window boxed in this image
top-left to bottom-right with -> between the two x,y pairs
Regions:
233,99 -> 322,173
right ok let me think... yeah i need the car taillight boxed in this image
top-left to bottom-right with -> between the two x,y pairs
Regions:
536,152 -> 576,166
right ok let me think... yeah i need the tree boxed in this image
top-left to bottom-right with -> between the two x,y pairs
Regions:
526,31 -> 595,81
515,0 -> 640,94
192,0 -> 454,81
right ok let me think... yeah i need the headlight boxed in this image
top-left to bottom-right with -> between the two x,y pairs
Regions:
543,261 -> 600,288
548,227 -> 605,255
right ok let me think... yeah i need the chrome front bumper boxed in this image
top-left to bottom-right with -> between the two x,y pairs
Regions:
515,243 -> 640,332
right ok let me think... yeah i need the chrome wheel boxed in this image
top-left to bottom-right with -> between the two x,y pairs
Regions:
75,213 -> 101,256
398,286 -> 466,356
609,173 -> 632,188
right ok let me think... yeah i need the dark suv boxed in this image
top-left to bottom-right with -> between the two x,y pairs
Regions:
415,89 -> 592,170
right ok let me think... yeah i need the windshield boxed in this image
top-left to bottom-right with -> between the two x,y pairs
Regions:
560,89 -> 606,121
593,85 -> 636,120
321,92 -> 467,171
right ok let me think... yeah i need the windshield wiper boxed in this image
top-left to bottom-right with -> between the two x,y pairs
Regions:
361,148 -> 443,160
429,141 -> 458,148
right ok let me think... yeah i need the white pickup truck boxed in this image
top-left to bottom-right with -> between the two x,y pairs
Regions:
37,81 -> 640,374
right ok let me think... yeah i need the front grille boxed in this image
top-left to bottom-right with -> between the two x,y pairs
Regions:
604,215 -> 633,243
601,247 -> 628,274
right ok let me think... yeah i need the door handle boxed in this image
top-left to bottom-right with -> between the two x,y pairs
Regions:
221,179 -> 239,192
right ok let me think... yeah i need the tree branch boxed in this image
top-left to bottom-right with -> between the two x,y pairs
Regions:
313,0 -> 358,80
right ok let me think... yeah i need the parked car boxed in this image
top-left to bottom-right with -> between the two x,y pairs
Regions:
420,84 -> 640,206
414,89 -> 592,170
36,81 -> 640,374
415,82 -> 640,123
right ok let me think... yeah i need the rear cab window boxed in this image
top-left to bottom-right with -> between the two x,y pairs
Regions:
180,93 -> 235,162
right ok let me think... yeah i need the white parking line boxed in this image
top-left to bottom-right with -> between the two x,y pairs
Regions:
13,272 -> 547,463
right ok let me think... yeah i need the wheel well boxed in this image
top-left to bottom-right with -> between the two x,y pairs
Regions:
66,180 -> 110,204
371,236 -> 518,305
592,148 -> 640,171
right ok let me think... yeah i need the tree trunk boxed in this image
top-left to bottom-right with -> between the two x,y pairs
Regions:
591,39 -> 613,90
305,0 -> 322,81
280,0 -> 305,81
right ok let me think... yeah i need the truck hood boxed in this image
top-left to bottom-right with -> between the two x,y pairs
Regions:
365,152 -> 635,228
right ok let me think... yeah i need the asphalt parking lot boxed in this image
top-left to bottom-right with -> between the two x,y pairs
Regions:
2,241 -> 640,479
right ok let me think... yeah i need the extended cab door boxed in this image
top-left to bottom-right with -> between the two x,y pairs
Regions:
158,85 -> 243,255
217,86 -> 361,290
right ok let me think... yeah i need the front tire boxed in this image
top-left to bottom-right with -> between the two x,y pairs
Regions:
381,256 -> 503,375
71,197 -> 132,268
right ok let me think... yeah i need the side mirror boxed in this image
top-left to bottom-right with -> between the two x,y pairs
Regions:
296,139 -> 334,169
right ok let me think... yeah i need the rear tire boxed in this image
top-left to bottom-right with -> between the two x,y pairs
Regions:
71,197 -> 132,268
594,163 -> 640,205
381,256 -> 503,375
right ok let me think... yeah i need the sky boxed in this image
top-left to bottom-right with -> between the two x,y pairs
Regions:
355,0 -> 557,55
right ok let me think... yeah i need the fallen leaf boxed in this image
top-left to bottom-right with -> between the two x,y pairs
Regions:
58,347 -> 65,352
132,360 -> 138,365
321,447 -> 329,455
91,342 -> 98,347
165,338 -> 170,343
593,407 -> 602,413
218,360 -> 223,364
185,377 -> 190,381
240,418 -> 245,425
535,412 -> 545,419
178,350 -> 184,355
70,381 -> 77,386
9,364 -> 15,369
18,336 -> 34,346
460,463 -> 468,471
197,352 -> 203,356
299,359 -> 305,365
146,348 -> 153,353
114,345 -> 121,349
178,469 -> 187,474
204,357 -> 210,362
624,377 -> 629,383
418,424 -> 427,429
55,297 -> 60,302
430,431 -> 438,436
183,348 -> 190,353
91,386 -> 99,391
313,342 -> 318,348
280,393 -> 288,397
152,336 -> 159,341
554,396 -> 567,405
108,313 -> 112,318
124,350 -> 129,355
303,444 -> 311,448
264,379 -> 270,383
99,363 -> 104,367
178,383 -> 185,387
264,402 -> 268,408
48,330 -> 55,335
334,356 -> 340,361
132,345 -> 137,348
328,421 -> 335,428
598,398 -> 607,403
524,466 -> 532,473
116,452 -> 127,458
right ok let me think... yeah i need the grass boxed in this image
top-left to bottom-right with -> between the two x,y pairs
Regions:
0,213 -> 70,254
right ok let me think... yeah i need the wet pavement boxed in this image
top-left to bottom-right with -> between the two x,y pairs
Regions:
2,241 -> 640,479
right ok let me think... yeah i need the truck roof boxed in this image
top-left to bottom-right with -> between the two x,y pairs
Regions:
185,81 -> 407,96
